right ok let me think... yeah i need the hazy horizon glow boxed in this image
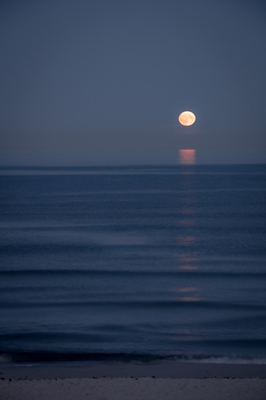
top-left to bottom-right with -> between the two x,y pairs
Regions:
179,150 -> 196,165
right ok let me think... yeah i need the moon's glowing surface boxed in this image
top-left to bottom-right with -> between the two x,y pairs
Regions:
178,111 -> 196,126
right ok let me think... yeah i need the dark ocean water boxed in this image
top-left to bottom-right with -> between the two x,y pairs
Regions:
0,165 -> 266,364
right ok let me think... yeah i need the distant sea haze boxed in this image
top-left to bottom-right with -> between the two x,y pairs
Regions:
0,165 -> 266,364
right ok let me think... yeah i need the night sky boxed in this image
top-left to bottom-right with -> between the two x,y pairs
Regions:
1,0 -> 266,166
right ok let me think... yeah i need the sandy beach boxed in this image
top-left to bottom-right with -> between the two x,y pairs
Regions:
1,362 -> 266,400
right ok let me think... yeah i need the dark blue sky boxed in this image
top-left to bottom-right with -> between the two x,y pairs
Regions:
0,0 -> 266,165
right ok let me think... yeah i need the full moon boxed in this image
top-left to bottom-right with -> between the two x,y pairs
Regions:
178,111 -> 196,126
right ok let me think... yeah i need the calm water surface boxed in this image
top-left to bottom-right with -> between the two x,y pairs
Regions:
0,165 -> 265,364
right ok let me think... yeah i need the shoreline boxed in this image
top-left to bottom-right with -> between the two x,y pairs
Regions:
1,362 -> 266,400
1,361 -> 266,379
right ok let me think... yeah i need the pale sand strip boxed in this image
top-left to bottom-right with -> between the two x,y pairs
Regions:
1,378 -> 266,400
1,363 -> 266,400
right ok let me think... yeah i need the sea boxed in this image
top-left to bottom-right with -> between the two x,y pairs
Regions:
0,164 -> 266,365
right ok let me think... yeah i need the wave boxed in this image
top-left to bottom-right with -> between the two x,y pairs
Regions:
1,268 -> 265,278
1,299 -> 265,311
1,350 -> 266,365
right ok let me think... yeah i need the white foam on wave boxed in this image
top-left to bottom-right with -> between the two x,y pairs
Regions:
188,356 -> 266,365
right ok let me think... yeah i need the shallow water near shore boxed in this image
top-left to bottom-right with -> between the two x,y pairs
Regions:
0,165 -> 266,365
